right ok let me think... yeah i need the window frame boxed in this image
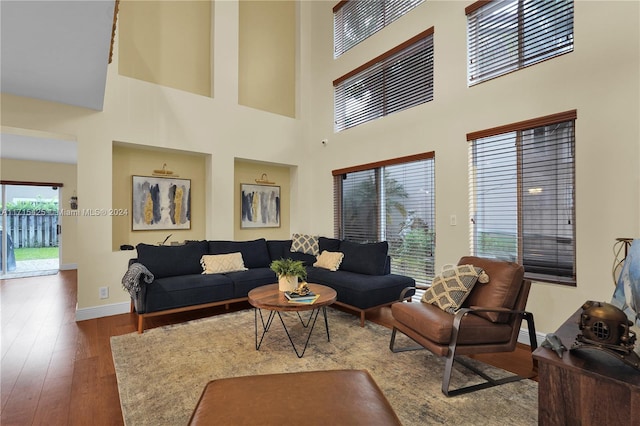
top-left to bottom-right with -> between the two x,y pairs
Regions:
333,0 -> 425,58
467,110 -> 577,285
333,27 -> 435,132
466,0 -> 574,86
333,152 -> 436,287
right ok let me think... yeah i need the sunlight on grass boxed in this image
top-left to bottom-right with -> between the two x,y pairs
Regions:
13,247 -> 59,261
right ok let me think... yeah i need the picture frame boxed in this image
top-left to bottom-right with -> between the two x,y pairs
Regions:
241,183 -> 280,228
132,175 -> 191,231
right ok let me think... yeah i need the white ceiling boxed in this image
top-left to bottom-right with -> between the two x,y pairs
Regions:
0,0 -> 116,165
1,133 -> 77,164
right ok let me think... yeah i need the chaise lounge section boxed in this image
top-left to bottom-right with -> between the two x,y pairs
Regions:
126,237 -> 415,332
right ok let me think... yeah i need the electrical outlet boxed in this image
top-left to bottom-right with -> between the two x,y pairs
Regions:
99,286 -> 109,299
450,215 -> 457,226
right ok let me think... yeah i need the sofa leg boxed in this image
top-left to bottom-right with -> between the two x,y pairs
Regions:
360,312 -> 365,327
130,300 -> 135,313
225,303 -> 230,310
137,315 -> 144,334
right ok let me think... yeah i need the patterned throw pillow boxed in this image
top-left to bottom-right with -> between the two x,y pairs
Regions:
290,233 -> 319,256
313,251 -> 344,271
200,253 -> 248,274
421,264 -> 488,313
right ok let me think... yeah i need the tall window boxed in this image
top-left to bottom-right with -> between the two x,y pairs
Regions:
333,153 -> 435,285
333,0 -> 425,58
334,28 -> 434,132
468,110 -> 576,284
466,0 -> 574,85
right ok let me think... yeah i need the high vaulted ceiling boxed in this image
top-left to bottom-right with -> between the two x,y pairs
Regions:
1,0 -> 116,164
1,0 -> 116,110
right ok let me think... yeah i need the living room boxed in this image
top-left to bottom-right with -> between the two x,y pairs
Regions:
1,0 -> 639,424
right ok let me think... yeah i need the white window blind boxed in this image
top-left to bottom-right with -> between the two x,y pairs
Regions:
333,0 -> 425,58
466,0 -> 574,85
333,153 -> 435,286
468,111 -> 576,284
334,28 -> 434,132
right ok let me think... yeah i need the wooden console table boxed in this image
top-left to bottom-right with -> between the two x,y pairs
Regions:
533,308 -> 640,425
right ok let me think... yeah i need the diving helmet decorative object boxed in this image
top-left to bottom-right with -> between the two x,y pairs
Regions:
572,300 -> 640,370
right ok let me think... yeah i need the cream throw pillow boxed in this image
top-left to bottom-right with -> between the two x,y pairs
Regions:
200,253 -> 248,274
313,250 -> 344,271
421,264 -> 489,313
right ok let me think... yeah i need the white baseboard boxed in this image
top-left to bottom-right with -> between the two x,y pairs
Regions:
518,328 -> 546,347
76,301 -> 130,321
60,263 -> 77,271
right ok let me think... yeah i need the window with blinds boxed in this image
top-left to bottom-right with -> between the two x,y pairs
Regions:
468,110 -> 576,285
466,0 -> 574,85
333,153 -> 435,287
333,0 -> 425,58
334,28 -> 434,132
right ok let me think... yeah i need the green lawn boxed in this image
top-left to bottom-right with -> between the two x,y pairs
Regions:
13,247 -> 59,261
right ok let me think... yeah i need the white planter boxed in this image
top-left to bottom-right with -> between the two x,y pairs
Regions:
278,275 -> 298,292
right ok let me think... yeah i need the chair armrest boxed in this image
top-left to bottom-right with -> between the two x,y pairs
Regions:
398,285 -> 429,301
451,306 -> 538,350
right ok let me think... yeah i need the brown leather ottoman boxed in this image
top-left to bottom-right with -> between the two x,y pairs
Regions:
188,369 -> 402,425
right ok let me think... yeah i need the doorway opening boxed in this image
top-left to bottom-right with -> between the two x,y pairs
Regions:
1,182 -> 60,278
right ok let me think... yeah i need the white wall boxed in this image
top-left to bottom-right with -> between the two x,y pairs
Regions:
0,1 -> 638,335
300,0 -> 640,333
0,1 -> 305,319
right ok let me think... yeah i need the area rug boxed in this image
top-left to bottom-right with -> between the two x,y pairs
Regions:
111,308 -> 538,425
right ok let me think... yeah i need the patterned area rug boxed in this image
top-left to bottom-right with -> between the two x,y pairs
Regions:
111,308 -> 538,425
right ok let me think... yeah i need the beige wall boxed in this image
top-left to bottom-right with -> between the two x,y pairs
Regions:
300,0 -> 640,334
239,0 -> 296,117
234,159 -> 291,240
112,143 -> 208,250
0,1 -> 638,337
0,1 -> 305,315
118,0 -> 212,97
0,157 -> 78,269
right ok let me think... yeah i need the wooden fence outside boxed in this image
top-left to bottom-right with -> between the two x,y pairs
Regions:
5,213 -> 59,248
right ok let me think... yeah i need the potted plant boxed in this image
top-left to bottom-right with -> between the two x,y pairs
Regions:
270,258 -> 307,292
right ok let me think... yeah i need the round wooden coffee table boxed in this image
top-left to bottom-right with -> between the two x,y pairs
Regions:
248,283 -> 337,358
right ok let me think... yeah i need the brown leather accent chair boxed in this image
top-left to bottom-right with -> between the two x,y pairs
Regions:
389,256 -> 538,396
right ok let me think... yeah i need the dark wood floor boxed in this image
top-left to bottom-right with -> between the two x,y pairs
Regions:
1,271 -> 537,425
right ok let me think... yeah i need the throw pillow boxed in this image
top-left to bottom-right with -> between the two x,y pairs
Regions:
313,251 -> 344,271
290,233 -> 319,256
200,253 -> 248,274
339,240 -> 389,276
421,264 -> 489,313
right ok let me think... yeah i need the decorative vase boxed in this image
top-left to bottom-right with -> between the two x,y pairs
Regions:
278,275 -> 298,292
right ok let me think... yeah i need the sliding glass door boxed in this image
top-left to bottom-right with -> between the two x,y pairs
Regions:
1,183 -> 60,278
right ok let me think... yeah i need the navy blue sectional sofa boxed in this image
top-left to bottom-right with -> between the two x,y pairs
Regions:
127,237 -> 415,332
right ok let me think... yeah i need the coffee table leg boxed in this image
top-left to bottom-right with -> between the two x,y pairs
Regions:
254,308 -> 276,351
276,308 -> 322,358
323,306 -> 330,342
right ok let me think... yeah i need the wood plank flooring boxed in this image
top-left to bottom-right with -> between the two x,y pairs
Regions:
1,271 -> 537,425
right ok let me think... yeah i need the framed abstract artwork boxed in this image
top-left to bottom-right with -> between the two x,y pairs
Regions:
241,184 -> 280,228
132,175 -> 191,230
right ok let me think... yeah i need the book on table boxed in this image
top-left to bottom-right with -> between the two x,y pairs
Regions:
284,291 -> 319,304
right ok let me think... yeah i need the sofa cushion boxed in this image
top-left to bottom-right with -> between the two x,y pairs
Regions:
306,267 -> 414,309
145,273 -> 235,313
318,237 -> 341,253
136,241 -> 208,279
313,251 -> 344,271
200,253 -> 248,274
421,264 -> 487,313
339,240 -> 389,276
208,239 -> 271,269
225,267 -> 277,298
266,240 -> 292,261
290,233 -> 319,256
